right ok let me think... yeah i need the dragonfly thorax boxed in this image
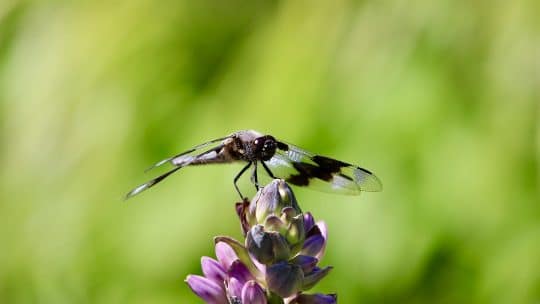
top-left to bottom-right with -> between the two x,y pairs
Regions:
238,135 -> 278,162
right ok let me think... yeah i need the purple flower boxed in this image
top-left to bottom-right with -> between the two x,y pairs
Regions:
187,179 -> 336,303
186,240 -> 266,304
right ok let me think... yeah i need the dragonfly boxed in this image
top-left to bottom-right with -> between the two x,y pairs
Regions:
125,130 -> 382,200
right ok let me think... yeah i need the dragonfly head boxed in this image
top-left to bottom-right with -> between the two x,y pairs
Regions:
254,135 -> 277,161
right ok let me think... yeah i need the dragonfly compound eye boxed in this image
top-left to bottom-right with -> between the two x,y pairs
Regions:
260,137 -> 277,160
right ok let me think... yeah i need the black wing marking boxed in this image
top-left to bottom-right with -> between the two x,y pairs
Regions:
125,136 -> 231,200
264,142 -> 382,195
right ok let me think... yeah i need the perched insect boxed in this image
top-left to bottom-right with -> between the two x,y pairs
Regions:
125,130 -> 382,199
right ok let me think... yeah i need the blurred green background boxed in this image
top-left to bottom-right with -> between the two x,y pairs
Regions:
0,0 -> 539,303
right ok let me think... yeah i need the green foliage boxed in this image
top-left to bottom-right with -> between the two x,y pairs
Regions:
0,1 -> 538,303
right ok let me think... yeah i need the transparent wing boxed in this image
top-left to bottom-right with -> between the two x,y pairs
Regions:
125,167 -> 181,199
264,142 -> 382,195
145,136 -> 230,172
125,135 -> 231,200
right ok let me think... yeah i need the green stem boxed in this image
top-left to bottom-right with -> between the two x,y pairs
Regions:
267,291 -> 285,304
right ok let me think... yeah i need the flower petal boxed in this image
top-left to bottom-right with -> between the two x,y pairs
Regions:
285,214 -> 306,246
201,257 -> 227,286
277,179 -> 301,211
290,255 -> 318,274
246,225 -> 274,264
264,214 -> 285,233
303,213 -> 315,234
303,266 -> 333,290
215,241 -> 238,269
301,231 -> 325,257
241,280 -> 266,304
250,180 -> 302,224
228,260 -> 254,284
227,277 -> 243,299
185,275 -> 228,304
215,236 -> 262,279
246,226 -> 291,264
269,231 -> 291,262
289,293 -> 337,304
266,261 -> 303,298
280,206 -> 297,222
314,221 -> 328,260
254,181 -> 281,222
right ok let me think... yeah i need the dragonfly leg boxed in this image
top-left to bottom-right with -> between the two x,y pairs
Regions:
251,161 -> 260,190
262,161 -> 276,179
234,162 -> 252,199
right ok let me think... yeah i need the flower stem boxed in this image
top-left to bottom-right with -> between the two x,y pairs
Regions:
267,291 -> 285,304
